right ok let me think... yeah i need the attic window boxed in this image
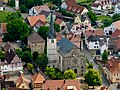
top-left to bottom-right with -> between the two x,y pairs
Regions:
77,9 -> 80,13
51,40 -> 54,43
67,86 -> 75,90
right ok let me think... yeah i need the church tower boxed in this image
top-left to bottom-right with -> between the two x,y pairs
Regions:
47,11 -> 58,68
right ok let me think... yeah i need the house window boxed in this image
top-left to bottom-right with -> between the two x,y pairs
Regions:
97,46 -> 98,48
74,69 -> 77,74
67,60 -> 70,65
59,56 -> 61,63
94,46 -> 96,48
35,43 -> 36,46
95,43 -> 98,45
51,40 -> 54,43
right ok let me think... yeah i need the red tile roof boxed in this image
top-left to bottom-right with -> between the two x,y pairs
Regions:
31,72 -> 45,84
27,15 -> 46,27
55,18 -> 63,25
106,57 -> 120,74
85,29 -> 104,38
44,80 -> 80,90
65,0 -> 76,6
56,32 -> 62,41
112,20 -> 120,30
34,5 -> 50,14
15,75 -> 30,88
1,23 -> 7,33
111,29 -> 120,38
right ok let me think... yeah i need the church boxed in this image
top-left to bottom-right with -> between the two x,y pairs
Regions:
47,11 -> 86,76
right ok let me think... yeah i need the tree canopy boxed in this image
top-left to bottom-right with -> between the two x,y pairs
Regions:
112,14 -> 120,22
36,53 -> 48,70
63,69 -> 76,79
102,50 -> 108,63
37,26 -> 50,41
87,11 -> 97,25
21,51 -> 33,63
84,69 -> 102,88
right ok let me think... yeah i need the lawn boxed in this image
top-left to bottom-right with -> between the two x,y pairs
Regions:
97,15 -> 113,22
0,11 -> 11,23
76,0 -> 94,5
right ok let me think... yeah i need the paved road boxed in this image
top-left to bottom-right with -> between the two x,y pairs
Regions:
4,6 -> 28,18
83,45 -> 110,86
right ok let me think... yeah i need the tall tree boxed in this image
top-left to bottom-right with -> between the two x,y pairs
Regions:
54,23 -> 60,32
6,18 -> 29,41
37,26 -> 50,41
33,51 -> 39,62
45,66 -> 56,79
84,69 -> 102,88
15,49 -> 23,58
63,69 -> 76,79
87,11 -> 97,25
21,51 -> 33,63
102,50 -> 108,63
36,53 -> 48,69
112,14 -> 120,22
6,12 -> 22,21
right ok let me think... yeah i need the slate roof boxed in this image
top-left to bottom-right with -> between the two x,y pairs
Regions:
28,32 -> 45,43
57,38 -> 75,56
3,42 -> 12,52
4,49 -> 16,64
81,14 -> 90,22
39,10 -> 50,18
87,35 -> 100,42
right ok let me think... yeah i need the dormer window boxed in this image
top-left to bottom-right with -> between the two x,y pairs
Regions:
51,39 -> 54,43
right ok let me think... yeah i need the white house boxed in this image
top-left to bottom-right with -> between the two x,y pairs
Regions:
91,3 -> 102,10
115,5 -> 120,14
0,49 -> 23,74
86,35 -> 100,50
29,5 -> 50,16
104,20 -> 120,35
0,0 -> 3,11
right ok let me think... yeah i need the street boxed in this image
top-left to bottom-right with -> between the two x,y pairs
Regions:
4,6 -> 28,18
83,45 -> 110,86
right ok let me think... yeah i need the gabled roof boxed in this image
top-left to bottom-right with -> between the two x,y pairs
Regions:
4,49 -> 16,64
57,38 -> 76,56
44,80 -> 80,90
31,72 -> 45,83
91,3 -> 102,7
64,0 -> 76,6
28,32 -> 45,43
1,23 -> 7,34
27,15 -> 46,27
3,42 -> 12,52
112,20 -> 120,30
81,14 -> 90,22
66,4 -> 85,14
33,5 -> 50,14
15,75 -> 30,88
87,35 -> 100,42
55,18 -> 63,25
85,29 -> 104,38
106,57 -> 120,74
111,29 -> 120,38
39,10 -> 50,18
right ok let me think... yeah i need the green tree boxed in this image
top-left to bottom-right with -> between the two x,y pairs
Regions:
38,26 -> 50,41
84,69 -> 102,88
6,19 -> 29,41
87,11 -> 97,25
112,14 -> 120,22
21,51 -> 33,63
6,12 -> 22,21
102,50 -> 108,63
63,69 -> 76,79
27,63 -> 34,74
87,63 -> 93,69
15,49 -> 23,58
33,51 -> 39,62
102,19 -> 112,27
54,23 -> 60,32
20,4 -> 28,13
36,53 -> 48,69
45,66 -> 56,79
